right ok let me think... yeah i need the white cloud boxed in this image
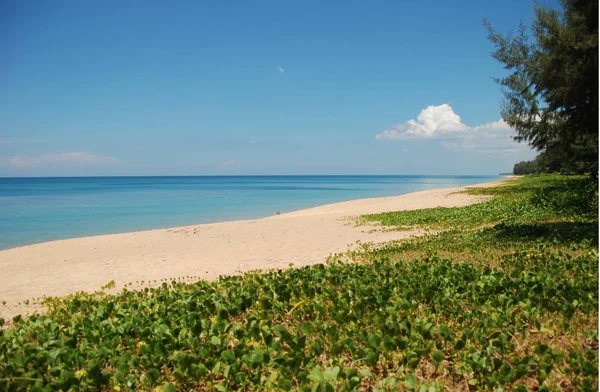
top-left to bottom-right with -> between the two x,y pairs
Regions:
219,159 -> 235,169
376,104 -> 529,154
7,152 -> 120,169
376,104 -> 468,140
277,65 -> 285,74
0,138 -> 45,144
8,157 -> 41,169
248,140 -> 257,145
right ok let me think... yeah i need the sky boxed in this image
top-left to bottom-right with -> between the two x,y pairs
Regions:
0,0 -> 560,177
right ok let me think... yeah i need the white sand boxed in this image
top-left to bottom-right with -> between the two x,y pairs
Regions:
0,180 -> 506,318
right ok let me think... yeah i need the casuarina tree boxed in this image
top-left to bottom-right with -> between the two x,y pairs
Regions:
486,0 -> 598,177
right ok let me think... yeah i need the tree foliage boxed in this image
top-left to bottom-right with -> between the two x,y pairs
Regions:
486,0 -> 598,176
513,150 -> 569,174
513,159 -> 540,175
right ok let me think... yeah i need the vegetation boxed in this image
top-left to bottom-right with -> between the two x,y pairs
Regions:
512,148 -> 597,175
486,0 -> 598,177
512,152 -> 563,175
358,175 -> 597,229
1,175 -> 598,391
513,159 -> 541,175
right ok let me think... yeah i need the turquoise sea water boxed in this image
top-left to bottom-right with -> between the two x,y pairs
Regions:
0,175 -> 501,250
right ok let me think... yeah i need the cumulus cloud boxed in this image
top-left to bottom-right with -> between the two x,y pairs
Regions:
277,65 -> 285,74
376,104 -> 527,154
7,152 -> 120,169
377,104 -> 468,140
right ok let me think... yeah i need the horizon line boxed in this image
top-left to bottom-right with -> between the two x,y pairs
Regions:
0,173 -> 508,179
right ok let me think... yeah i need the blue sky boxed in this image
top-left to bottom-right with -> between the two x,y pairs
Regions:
1,0 -> 558,176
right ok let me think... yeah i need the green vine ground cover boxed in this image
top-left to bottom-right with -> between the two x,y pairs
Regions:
1,175 -> 598,391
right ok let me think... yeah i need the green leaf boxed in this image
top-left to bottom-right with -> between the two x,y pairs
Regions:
405,373 -> 417,389
159,382 -> 177,392
323,366 -> 340,381
583,360 -> 597,375
268,370 -> 279,384
300,322 -> 312,335
278,378 -> 293,390
308,367 -> 325,383
251,352 -> 264,364
432,350 -> 444,362
144,368 -> 161,386
272,324 -> 287,337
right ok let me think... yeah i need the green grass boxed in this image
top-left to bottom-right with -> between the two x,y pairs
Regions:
0,175 -> 597,391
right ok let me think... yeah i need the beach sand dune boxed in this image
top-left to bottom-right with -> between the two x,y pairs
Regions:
0,183 -> 498,318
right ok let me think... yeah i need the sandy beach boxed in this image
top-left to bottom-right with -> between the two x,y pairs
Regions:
0,181 -> 504,318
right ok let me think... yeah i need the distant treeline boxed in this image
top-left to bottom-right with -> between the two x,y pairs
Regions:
513,160 -> 541,175
513,152 -> 562,175
513,149 -> 596,175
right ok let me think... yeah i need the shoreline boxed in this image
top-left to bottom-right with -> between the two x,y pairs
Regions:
0,178 -> 509,318
1,176 -> 511,252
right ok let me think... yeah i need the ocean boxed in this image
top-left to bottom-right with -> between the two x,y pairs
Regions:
0,175 -> 501,250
